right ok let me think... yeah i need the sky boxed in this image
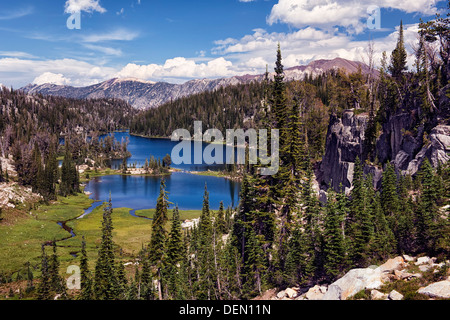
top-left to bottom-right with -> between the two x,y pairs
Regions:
0,0 -> 447,88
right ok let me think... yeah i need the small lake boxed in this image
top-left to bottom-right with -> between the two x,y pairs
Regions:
81,132 -> 241,212
106,132 -> 239,172
84,172 -> 240,211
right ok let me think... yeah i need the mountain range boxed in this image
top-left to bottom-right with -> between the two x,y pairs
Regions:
21,57 -> 376,110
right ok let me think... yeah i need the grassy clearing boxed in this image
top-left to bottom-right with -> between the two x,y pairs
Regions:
0,193 -> 93,273
135,208 -> 202,221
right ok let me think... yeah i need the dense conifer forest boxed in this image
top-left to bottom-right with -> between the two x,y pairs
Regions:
0,5 -> 449,301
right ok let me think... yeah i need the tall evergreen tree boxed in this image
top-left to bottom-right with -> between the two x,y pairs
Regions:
197,184 -> 217,300
166,206 -> 185,299
49,240 -> 63,293
79,236 -> 93,300
389,20 -> 408,79
148,179 -> 170,300
94,195 -> 118,300
37,244 -> 51,300
323,188 -> 347,282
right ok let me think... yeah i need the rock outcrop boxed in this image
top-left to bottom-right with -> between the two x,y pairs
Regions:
322,267 -> 384,300
418,280 -> 450,299
319,110 -> 371,192
319,106 -> 450,194
265,255 -> 450,301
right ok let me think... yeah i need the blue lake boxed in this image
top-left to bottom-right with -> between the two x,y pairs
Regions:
84,172 -> 240,211
83,132 -> 241,211
106,132 -> 240,172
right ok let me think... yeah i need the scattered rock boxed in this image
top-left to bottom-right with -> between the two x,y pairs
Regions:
371,290 -> 388,300
403,254 -> 415,262
304,285 -> 326,300
285,288 -> 297,299
400,272 -> 422,281
378,256 -> 407,273
419,264 -> 431,272
276,290 -> 286,299
418,280 -> 450,299
415,256 -> 431,265
322,268 -> 383,300
388,290 -> 404,300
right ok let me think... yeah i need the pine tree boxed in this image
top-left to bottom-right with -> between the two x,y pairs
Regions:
148,179 -> 170,300
116,262 -> 128,300
323,188 -> 346,281
49,240 -> 63,293
197,184 -> 217,300
416,158 -> 440,253
94,195 -> 118,300
216,201 -> 227,235
140,253 -> 154,300
389,20 -> 408,80
37,244 -> 51,300
166,206 -> 185,299
381,161 -> 399,234
60,143 -> 80,197
79,236 -> 93,300
42,145 -> 58,201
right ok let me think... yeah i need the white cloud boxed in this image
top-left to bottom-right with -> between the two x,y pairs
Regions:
212,23 -> 421,72
64,0 -> 106,14
267,0 -> 439,33
81,29 -> 139,43
0,58 -> 116,87
33,72 -> 71,86
116,57 -> 238,82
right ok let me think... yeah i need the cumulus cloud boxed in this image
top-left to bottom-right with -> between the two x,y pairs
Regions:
33,72 -> 71,85
267,0 -> 439,33
116,57 -> 238,82
213,23 -> 421,71
0,58 -> 116,87
64,0 -> 106,14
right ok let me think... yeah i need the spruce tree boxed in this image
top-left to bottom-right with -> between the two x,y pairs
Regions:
37,244 -> 51,300
389,20 -> 408,79
216,201 -> 227,235
94,195 -> 118,300
323,188 -> 346,282
166,206 -> 185,299
148,179 -> 170,300
49,240 -> 63,293
197,184 -> 217,300
79,236 -> 93,300
140,253 -> 154,300
417,159 -> 440,253
381,161 -> 399,234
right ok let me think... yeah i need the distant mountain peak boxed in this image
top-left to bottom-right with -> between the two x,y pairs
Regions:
21,58 -> 375,110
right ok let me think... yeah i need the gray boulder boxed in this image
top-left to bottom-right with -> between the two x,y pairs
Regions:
418,280 -> 450,299
322,268 -> 383,300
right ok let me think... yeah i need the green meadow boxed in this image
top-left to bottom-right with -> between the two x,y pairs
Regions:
0,191 -> 201,276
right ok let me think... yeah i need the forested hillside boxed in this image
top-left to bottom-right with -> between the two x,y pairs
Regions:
0,89 -> 136,201
0,4 -> 449,302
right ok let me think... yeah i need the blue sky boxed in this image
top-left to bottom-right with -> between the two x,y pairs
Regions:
0,0 -> 447,88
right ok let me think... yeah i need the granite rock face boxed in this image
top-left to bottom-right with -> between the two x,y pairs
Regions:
319,105 -> 449,194
319,110 -> 369,192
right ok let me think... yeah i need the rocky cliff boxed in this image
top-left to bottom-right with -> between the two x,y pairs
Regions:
319,102 -> 450,193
